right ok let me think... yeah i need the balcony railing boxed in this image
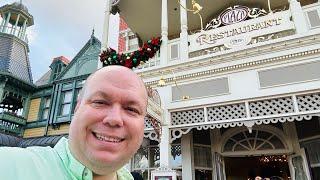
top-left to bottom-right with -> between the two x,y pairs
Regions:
0,112 -> 27,125
0,25 -> 29,43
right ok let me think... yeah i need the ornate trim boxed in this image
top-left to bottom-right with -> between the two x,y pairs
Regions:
204,6 -> 267,31
145,48 -> 320,87
170,114 -> 320,142
144,130 -> 160,142
170,127 -> 193,143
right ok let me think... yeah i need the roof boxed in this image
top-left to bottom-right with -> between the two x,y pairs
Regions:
18,135 -> 67,148
0,133 -> 21,147
35,70 -> 52,86
11,2 -> 29,12
52,56 -> 70,65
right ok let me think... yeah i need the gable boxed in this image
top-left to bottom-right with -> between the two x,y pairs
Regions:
57,39 -> 101,81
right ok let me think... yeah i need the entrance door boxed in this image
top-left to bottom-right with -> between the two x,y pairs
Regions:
224,156 -> 291,180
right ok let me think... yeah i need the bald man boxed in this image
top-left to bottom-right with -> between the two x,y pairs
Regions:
0,66 -> 148,180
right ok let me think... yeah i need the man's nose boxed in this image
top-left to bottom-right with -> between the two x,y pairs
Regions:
102,105 -> 124,127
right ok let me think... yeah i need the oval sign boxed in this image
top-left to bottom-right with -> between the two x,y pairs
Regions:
220,6 -> 249,26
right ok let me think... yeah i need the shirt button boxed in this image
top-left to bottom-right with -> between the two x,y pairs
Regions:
83,168 -> 89,177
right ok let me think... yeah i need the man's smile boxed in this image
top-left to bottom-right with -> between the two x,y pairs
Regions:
92,132 -> 124,143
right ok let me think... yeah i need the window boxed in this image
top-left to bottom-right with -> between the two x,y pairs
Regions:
304,140 -> 320,180
132,139 -> 159,180
41,97 -> 51,120
59,90 -> 72,116
193,130 -> 213,180
71,88 -> 81,114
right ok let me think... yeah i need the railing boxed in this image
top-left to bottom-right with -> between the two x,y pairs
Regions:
0,111 -> 26,125
0,120 -> 23,135
0,25 -> 29,43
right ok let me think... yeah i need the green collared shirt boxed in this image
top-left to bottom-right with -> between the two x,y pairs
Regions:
0,137 -> 133,180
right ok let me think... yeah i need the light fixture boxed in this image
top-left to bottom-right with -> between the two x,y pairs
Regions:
177,0 -> 204,30
158,76 -> 166,87
157,70 -> 190,100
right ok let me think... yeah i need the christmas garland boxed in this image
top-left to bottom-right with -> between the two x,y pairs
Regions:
100,37 -> 162,69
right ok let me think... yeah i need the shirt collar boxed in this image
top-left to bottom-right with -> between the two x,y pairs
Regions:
54,137 -> 133,180
54,137 -> 93,180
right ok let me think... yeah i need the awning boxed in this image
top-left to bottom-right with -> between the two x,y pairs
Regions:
18,135 -> 67,148
0,133 -> 21,147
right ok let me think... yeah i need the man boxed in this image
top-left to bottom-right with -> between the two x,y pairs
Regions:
0,66 -> 148,180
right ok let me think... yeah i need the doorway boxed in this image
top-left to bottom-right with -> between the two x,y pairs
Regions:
224,156 -> 291,180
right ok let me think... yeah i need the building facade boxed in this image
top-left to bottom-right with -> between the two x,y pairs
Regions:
1,1 -> 320,180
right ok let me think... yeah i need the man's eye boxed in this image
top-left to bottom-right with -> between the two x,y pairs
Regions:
126,107 -> 139,114
92,100 -> 107,106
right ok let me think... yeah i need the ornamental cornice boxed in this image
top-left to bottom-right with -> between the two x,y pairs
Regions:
141,34 -> 320,87
145,48 -> 320,86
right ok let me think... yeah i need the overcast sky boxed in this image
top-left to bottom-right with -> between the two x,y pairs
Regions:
0,0 -> 119,81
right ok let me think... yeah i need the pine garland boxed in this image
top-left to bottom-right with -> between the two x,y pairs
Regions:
100,37 -> 162,69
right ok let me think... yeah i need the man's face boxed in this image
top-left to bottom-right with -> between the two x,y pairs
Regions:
69,67 -> 147,173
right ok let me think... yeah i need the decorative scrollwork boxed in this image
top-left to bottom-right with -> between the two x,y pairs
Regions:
170,114 -> 320,141
248,8 -> 268,18
144,131 -> 160,142
204,5 -> 267,31
146,86 -> 161,106
204,18 -> 221,31
170,128 -> 193,143
146,115 -> 162,139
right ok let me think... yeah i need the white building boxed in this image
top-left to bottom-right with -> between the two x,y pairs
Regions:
103,0 -> 320,179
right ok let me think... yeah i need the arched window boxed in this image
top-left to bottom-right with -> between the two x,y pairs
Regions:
223,129 -> 287,154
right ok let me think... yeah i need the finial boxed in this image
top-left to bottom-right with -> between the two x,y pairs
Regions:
20,0 -> 23,4
90,27 -> 95,44
91,28 -> 95,37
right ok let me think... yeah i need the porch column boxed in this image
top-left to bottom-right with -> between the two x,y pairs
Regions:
0,13 -> 5,32
19,19 -> 27,40
11,13 -> 20,35
2,12 -> 11,33
99,0 -> 111,68
289,0 -> 308,34
159,125 -> 170,167
22,96 -> 31,118
182,132 -> 194,180
179,0 -> 189,61
160,0 -> 169,65
0,80 -> 7,103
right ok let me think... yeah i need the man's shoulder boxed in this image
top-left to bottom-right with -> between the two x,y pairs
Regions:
0,146 -> 68,179
0,146 -> 55,157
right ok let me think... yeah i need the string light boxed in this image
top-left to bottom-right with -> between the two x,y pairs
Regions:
259,155 -> 287,163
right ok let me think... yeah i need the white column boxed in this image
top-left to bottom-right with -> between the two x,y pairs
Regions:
159,125 -> 170,167
12,14 -> 20,35
99,0 -> 111,68
160,0 -> 169,65
289,0 -> 308,34
0,13 -> 5,32
182,132 -> 194,180
179,0 -> 189,61
2,12 -> 11,33
20,19 -> 27,40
